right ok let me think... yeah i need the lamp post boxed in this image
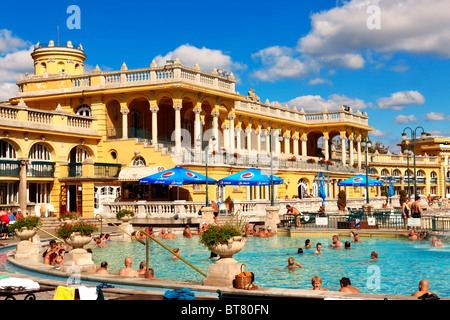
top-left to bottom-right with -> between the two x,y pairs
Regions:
361,136 -> 372,204
404,148 -> 412,198
401,127 -> 428,199
198,134 -> 216,206
268,128 -> 283,206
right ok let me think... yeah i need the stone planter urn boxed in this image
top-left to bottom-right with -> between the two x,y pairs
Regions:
14,228 -> 37,241
61,232 -> 96,273
203,236 -> 247,287
211,236 -> 247,261
64,232 -> 93,249
119,215 -> 134,242
119,215 -> 133,223
14,228 -> 39,260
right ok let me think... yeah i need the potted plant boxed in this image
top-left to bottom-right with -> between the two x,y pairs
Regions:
116,209 -> 135,222
199,216 -> 246,259
9,216 -> 42,240
287,156 -> 297,162
55,221 -> 97,249
318,159 -> 326,165
58,211 -> 78,223
326,160 -> 333,166
337,190 -> 346,211
307,158 -> 316,164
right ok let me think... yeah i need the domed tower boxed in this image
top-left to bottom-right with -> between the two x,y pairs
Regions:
31,40 -> 87,76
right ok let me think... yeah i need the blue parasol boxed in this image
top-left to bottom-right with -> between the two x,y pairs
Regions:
388,176 -> 394,203
139,166 -> 217,186
317,172 -> 327,206
217,168 -> 284,186
337,174 -> 384,187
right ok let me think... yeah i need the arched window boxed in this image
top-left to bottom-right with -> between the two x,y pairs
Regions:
405,169 -> 413,177
430,171 -> 437,179
29,143 -> 51,161
297,178 -> 309,199
392,169 -> 401,177
381,169 -> 389,177
417,170 -> 425,177
131,156 -> 146,167
75,104 -> 92,116
0,140 -> 17,159
68,146 -> 91,163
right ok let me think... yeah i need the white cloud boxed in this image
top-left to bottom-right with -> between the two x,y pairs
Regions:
251,46 -> 311,81
252,0 -> 450,81
424,112 -> 448,121
286,93 -> 368,112
0,82 -> 17,102
0,29 -> 29,53
154,44 -> 245,74
298,0 -> 450,60
370,129 -> 387,137
376,90 -> 425,110
0,31 -> 33,101
308,78 -> 333,86
393,114 -> 419,124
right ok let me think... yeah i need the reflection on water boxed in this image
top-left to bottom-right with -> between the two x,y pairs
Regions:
87,235 -> 450,297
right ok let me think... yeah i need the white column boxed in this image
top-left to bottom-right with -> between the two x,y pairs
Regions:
236,128 -> 241,152
275,132 -> 281,154
121,109 -> 129,139
222,124 -> 229,153
301,137 -> 307,156
265,131 -> 270,152
292,136 -> 299,156
256,129 -> 262,152
246,129 -> 252,153
228,114 -> 235,155
193,107 -> 202,154
324,136 -> 329,161
150,106 -> 159,147
357,138 -> 362,168
174,104 -> 182,155
284,134 -> 290,154
341,134 -> 347,165
349,136 -> 354,166
212,110 -> 219,152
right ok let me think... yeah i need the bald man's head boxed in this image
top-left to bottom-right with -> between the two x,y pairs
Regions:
124,256 -> 133,267
419,279 -> 429,291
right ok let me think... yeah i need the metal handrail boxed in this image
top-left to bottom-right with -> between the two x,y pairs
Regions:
94,214 -> 207,277
135,229 -> 207,278
36,226 -> 68,245
95,214 -> 132,237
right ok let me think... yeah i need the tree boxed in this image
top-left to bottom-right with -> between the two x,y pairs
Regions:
368,141 -> 390,154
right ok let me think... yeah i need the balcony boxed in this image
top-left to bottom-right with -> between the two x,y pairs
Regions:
0,159 -> 20,177
0,103 -> 98,137
27,161 -> 55,178
181,150 -> 364,175
67,162 -> 121,178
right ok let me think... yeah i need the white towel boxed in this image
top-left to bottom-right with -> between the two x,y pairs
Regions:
0,277 -> 40,290
77,285 -> 98,300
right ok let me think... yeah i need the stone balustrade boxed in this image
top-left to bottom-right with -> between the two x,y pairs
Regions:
16,62 -> 236,97
0,102 -> 97,136
101,197 -> 391,220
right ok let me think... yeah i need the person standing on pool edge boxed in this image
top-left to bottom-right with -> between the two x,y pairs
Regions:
211,199 -> 219,224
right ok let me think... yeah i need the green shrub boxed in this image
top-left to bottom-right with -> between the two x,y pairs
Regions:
9,216 -> 42,232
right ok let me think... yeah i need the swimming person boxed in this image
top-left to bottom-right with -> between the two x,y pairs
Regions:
330,235 -> 343,247
183,225 -> 193,238
286,256 -> 303,269
344,241 -> 352,249
305,239 -> 311,248
430,236 -> 443,248
352,234 -> 362,243
411,279 -> 439,299
370,251 -> 379,261
339,277 -> 360,293
96,261 -> 109,274
118,256 -> 139,277
314,243 -> 323,254
310,276 -> 329,291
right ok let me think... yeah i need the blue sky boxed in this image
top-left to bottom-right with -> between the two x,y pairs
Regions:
1,0 -> 450,152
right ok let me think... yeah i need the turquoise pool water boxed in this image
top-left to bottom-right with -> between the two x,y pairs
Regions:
88,235 -> 450,297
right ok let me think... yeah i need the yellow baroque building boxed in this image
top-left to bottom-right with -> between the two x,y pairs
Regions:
0,40 -> 445,217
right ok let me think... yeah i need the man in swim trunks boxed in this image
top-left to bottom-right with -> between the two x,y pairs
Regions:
410,196 -> 423,218
330,235 -> 343,247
